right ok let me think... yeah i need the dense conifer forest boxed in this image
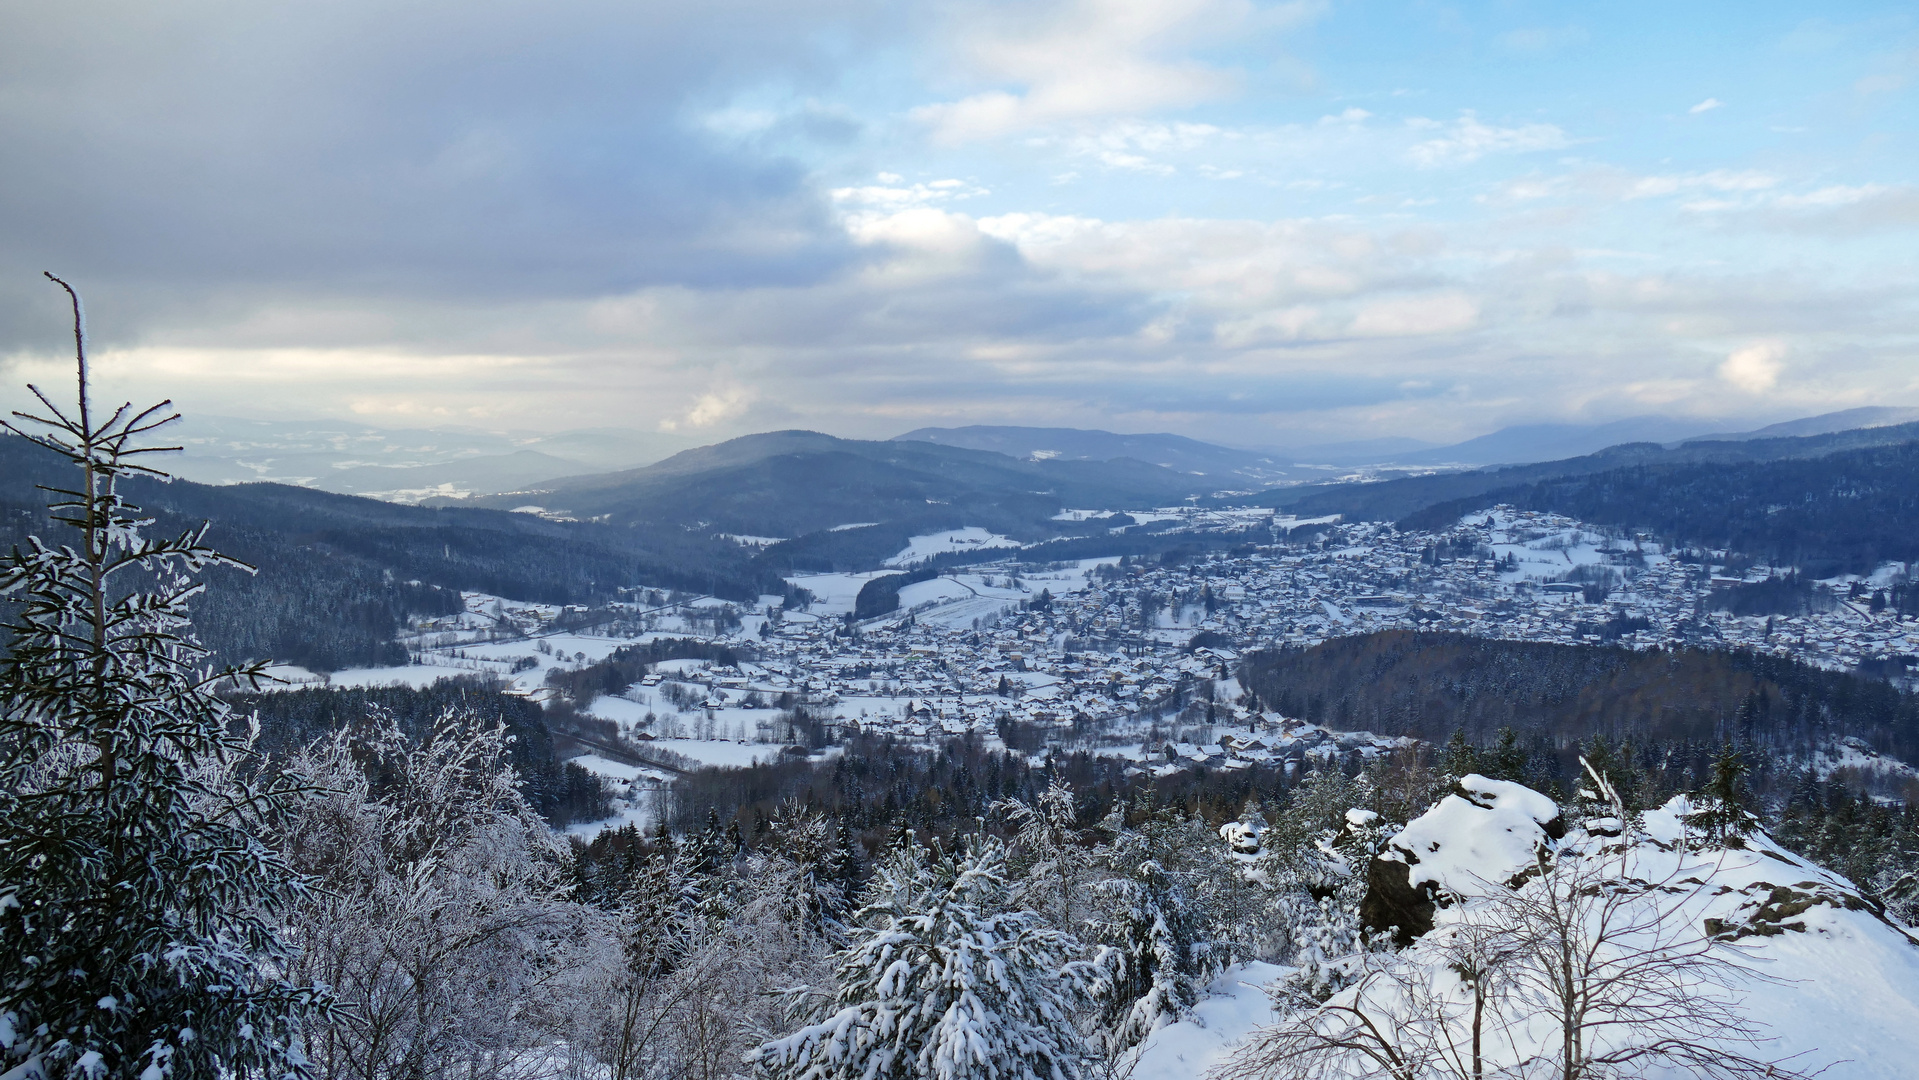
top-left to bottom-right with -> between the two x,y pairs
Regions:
1241,630 -> 1919,781
1399,440 -> 1919,574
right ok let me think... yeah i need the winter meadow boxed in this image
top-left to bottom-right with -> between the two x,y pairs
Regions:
7,3 -> 1919,1078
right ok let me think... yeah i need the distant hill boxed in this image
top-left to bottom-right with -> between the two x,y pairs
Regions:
1242,420 -> 1919,526
314,450 -> 587,501
1297,407 -> 1919,470
1399,436 -> 1919,577
1360,416 -> 1716,468
0,432 -> 778,671
892,425 -> 1298,486
1282,435 -> 1437,466
1685,406 -> 1919,443
468,431 -> 1215,571
164,414 -> 686,495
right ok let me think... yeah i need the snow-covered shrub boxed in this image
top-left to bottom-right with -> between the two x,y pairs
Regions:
996,776 -> 1089,928
750,839 -> 1089,1080
1251,767 -> 1383,986
281,712 -> 598,1080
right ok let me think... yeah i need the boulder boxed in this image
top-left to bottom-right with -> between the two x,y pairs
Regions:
1360,774 -> 1564,946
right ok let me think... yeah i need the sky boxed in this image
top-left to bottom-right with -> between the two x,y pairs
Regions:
1,0 -> 1915,451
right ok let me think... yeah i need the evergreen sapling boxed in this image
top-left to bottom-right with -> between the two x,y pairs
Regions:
0,275 -> 326,1080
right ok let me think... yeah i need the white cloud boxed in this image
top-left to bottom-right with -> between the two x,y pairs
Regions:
1719,340 -> 1786,393
662,384 -> 753,431
910,0 -> 1322,142
1060,120 -> 1225,173
1348,292 -> 1479,337
1407,111 -> 1570,167
1627,170 -> 1777,198
1689,97 -> 1724,114
1774,183 -> 1894,208
830,178 -> 990,208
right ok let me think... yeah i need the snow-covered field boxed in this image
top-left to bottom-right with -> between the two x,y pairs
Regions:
1479,507 -> 1646,582
785,571 -> 899,616
884,527 -> 1020,566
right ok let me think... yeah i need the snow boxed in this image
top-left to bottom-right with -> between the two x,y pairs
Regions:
647,738 -> 784,768
564,802 -> 652,841
565,754 -> 656,783
884,527 -> 1021,566
584,694 -> 651,726
783,570 -> 898,616
321,662 -> 480,689
1128,963 -> 1290,1080
1128,787 -> 1919,1080
1384,774 -> 1561,900
895,576 -> 982,608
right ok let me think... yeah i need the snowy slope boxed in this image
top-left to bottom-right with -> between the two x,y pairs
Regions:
1130,785 -> 1919,1080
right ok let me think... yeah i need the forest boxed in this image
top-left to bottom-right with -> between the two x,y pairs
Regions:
1240,630 -> 1919,780
0,432 -> 785,670
1398,439 -> 1919,575
231,680 -> 612,825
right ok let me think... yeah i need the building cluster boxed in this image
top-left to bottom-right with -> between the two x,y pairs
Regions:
396,506 -> 1919,769
734,507 -> 1919,743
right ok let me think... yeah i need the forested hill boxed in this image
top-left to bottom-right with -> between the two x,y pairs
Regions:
1234,420 -> 1919,527
1399,439 -> 1919,575
1240,630 -> 1919,768
462,430 -> 1209,543
0,432 -> 780,670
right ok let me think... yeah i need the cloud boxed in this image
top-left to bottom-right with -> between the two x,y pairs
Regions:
1719,341 -> 1787,393
910,0 -> 1323,142
830,178 -> 992,209
662,384 -> 755,431
1626,170 -> 1777,199
1407,112 -> 1571,167
1689,98 -> 1724,114
1699,183 -> 1919,233
1348,292 -> 1479,337
5,0 -> 1916,451
0,0 -> 879,349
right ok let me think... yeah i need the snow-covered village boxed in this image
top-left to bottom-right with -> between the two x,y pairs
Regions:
306,505 -> 1919,812
10,3 -> 1919,1079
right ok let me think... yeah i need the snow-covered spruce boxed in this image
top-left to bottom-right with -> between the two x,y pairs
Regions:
0,278 -> 324,1080
1086,808 -> 1244,1056
749,839 -> 1089,1080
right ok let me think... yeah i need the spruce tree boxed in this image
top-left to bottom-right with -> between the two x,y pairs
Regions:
1691,742 -> 1755,846
1087,808 -> 1238,1055
1440,728 -> 1479,780
750,839 -> 1086,1080
0,275 -> 324,1079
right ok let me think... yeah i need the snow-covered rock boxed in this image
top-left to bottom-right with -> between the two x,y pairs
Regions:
1133,783 -> 1919,1079
1361,773 -> 1565,943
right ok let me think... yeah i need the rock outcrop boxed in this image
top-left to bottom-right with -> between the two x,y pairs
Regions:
1360,774 -> 1564,945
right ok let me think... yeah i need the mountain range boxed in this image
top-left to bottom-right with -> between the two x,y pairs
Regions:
892,425 -> 1302,487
